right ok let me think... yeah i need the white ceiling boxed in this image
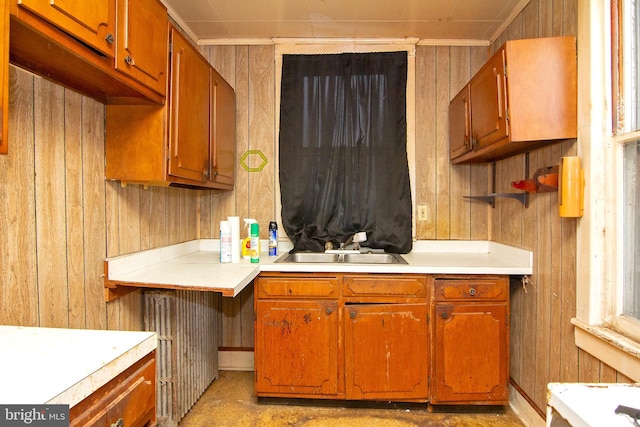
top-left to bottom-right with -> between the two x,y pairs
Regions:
161,0 -> 531,45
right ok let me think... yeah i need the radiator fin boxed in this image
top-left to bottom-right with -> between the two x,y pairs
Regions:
144,290 -> 220,426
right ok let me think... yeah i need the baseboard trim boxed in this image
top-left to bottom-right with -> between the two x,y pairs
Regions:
509,385 -> 546,427
218,350 -> 254,371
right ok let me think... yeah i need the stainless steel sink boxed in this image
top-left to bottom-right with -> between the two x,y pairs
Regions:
279,252 -> 340,263
343,253 -> 406,264
275,252 -> 407,264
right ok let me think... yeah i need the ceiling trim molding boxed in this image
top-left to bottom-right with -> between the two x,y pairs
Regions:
416,39 -> 490,46
198,37 -> 490,47
198,38 -> 275,46
161,0 -> 199,42
488,0 -> 532,42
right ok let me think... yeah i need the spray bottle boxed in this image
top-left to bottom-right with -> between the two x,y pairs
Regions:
242,219 -> 259,260
250,222 -> 260,263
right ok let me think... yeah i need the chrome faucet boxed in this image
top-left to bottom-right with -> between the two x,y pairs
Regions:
340,231 -> 367,251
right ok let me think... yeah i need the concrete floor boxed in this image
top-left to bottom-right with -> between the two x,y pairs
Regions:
179,371 -> 525,427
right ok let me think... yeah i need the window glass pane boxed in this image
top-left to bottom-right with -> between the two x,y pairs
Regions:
634,0 -> 639,129
621,0 -> 640,131
623,141 -> 640,318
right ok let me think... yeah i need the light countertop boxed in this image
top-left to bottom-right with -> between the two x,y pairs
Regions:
105,239 -> 533,297
0,325 -> 156,406
547,383 -> 640,427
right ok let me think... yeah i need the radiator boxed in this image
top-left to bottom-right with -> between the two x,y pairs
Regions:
144,289 -> 221,426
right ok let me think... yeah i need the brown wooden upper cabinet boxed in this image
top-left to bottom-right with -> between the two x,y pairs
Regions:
16,0 -> 116,58
115,0 -> 168,97
167,28 -> 211,183
105,25 -> 236,190
210,68 -> 236,187
449,36 -> 577,164
9,0 -> 167,104
0,0 -> 8,154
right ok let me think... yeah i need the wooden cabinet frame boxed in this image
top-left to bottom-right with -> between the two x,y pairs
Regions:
255,272 -> 510,406
449,36 -> 577,164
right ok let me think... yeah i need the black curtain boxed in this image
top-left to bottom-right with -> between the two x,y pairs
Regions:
279,51 -> 412,253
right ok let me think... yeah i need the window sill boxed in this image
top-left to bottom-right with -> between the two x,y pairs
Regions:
572,318 -> 640,381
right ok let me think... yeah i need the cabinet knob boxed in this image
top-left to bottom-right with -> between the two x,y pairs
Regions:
441,312 -> 448,319
124,55 -> 134,66
111,418 -> 124,427
350,311 -> 356,319
469,288 -> 477,296
105,33 -> 114,44
325,307 -> 333,315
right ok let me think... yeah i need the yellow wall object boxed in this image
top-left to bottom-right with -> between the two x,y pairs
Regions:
558,156 -> 584,217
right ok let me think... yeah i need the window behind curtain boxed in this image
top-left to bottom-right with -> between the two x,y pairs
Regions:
278,52 -> 412,253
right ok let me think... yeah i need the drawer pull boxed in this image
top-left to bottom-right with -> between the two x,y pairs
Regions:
326,307 -> 333,315
350,311 -> 356,319
469,288 -> 476,296
441,312 -> 448,319
111,418 -> 124,427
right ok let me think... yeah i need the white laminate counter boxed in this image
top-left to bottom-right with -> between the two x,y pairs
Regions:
547,383 -> 640,427
105,239 -> 533,298
0,326 -> 156,406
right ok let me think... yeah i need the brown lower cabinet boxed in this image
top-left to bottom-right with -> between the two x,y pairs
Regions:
255,272 -> 509,405
254,273 -> 509,405
431,276 -> 509,404
70,351 -> 156,427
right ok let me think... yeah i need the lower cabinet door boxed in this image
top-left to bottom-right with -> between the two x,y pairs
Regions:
432,303 -> 509,404
70,352 -> 156,427
255,300 -> 339,397
345,303 -> 429,401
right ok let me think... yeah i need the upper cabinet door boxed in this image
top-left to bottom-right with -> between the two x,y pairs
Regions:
167,27 -> 210,184
449,85 -> 472,160
115,0 -> 168,97
17,0 -> 115,57
1,0 -> 9,154
469,48 -> 508,150
210,68 -> 235,188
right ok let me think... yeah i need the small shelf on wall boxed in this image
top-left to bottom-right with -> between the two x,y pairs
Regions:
511,165 -> 559,193
465,192 -> 528,207
464,155 -> 530,208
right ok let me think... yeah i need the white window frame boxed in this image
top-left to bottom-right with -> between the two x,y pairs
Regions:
573,0 -> 640,381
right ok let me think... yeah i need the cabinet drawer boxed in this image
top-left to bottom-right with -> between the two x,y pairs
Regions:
70,351 -> 156,427
343,275 -> 427,297
434,277 -> 507,302
257,276 -> 339,299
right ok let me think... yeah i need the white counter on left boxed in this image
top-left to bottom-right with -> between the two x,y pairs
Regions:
0,325 -> 156,406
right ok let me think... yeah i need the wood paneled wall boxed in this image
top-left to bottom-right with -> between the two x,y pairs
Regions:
0,65 -> 201,330
199,0 -> 633,418
1,0 -> 632,420
491,0 -> 632,417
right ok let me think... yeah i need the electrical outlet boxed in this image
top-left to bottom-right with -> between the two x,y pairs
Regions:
418,204 -> 428,221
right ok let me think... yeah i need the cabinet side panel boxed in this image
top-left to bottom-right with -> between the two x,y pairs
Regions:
506,37 -> 577,141
106,105 -> 166,182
